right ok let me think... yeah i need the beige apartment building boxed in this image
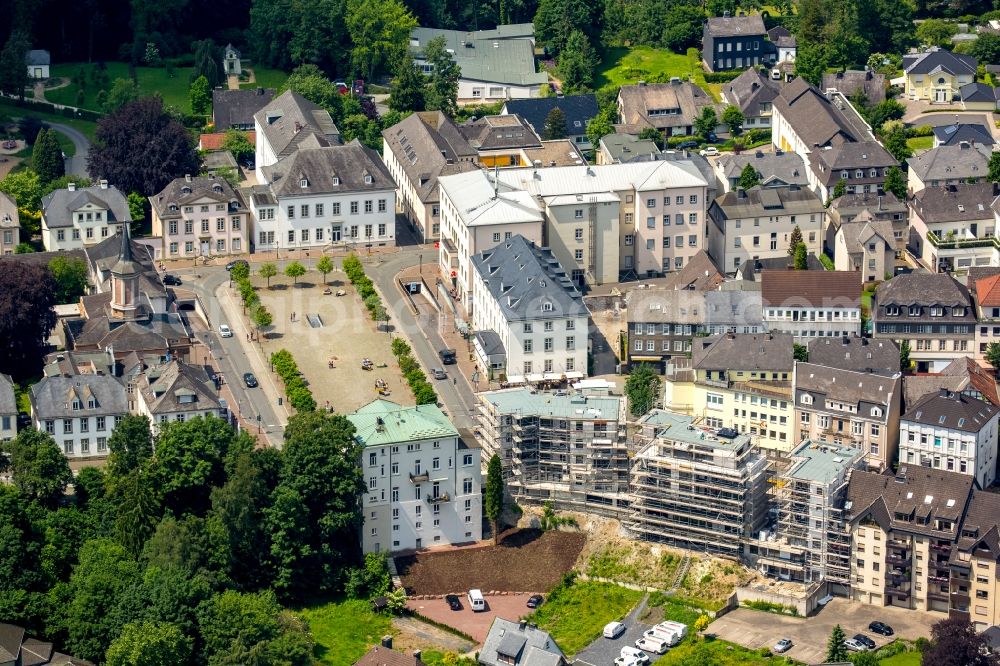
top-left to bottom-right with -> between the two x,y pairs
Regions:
150,175 -> 249,259
951,491 -> 1000,630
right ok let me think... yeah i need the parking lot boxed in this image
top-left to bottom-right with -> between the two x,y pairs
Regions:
406,593 -> 537,644
575,596 -> 665,666
709,597 -> 942,664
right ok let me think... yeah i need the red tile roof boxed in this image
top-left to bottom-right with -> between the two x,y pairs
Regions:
761,270 -> 862,308
976,274 -> 1000,308
199,131 -> 254,151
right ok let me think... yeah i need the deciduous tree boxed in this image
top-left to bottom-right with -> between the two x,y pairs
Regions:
316,256 -> 334,284
390,54 -> 426,113
721,105 -> 744,136
424,36 -> 459,117
916,19 -> 957,48
48,255 -> 89,303
221,129 -> 254,163
191,39 -> 224,89
102,78 -> 141,113
346,0 -> 416,82
3,428 -> 73,508
189,75 -> 211,116
259,262 -> 278,288
585,107 -> 616,149
485,454 -> 504,545
922,617 -> 1000,666
625,363 -> 660,416
694,107 -> 717,139
284,261 -> 306,286
107,414 -> 154,482
196,590 -> 313,665
0,261 -> 56,378
662,5 -> 706,53
986,342 -> 1000,371
884,166 -> 906,200
88,97 -> 200,196
0,169 -> 42,212
105,620 -> 192,666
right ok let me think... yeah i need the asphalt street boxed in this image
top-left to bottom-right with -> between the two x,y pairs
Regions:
49,122 -> 90,177
575,595 -> 658,666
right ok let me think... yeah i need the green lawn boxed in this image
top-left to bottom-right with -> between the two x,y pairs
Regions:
294,598 -> 393,666
526,581 -> 644,657
657,637 -> 791,665
595,46 -> 721,101
47,62 -> 198,113
907,135 -> 934,152
644,593 -> 705,629
0,99 -> 97,141
242,66 -> 288,91
880,650 -> 922,666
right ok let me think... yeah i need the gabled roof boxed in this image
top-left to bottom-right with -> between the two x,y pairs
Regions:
150,175 -> 243,219
704,14 -> 766,37
261,141 -> 394,198
472,235 -> 589,322
761,270 -> 861,309
875,272 -> 972,308
911,182 -> 996,224
829,191 -> 906,217
717,150 -> 809,188
502,95 -> 599,137
660,249 -> 724,291
903,357 -> 1000,409
932,123 -> 995,147
772,78 -> 873,148
955,490 -> 1000,559
960,82 -> 998,103
30,374 -> 127,419
480,618 -> 565,666
212,88 -> 275,129
821,70 -> 887,105
812,141 -> 897,183
724,68 -> 780,118
137,360 -> 221,415
381,111 -> 478,204
409,25 -> 546,87
0,190 -> 17,228
459,114 -> 541,151
976,274 -> 1000,308
41,184 -> 131,229
838,218 -> 896,255
806,336 -> 900,374
903,48 -> 977,76
907,142 -> 992,182
903,389 -> 998,433
795,362 -> 900,407
254,90 -> 340,158
617,82 -> 716,131
627,287 -> 763,326
692,332 -> 794,371
712,184 -> 825,219
767,26 -> 796,48
347,399 -> 459,447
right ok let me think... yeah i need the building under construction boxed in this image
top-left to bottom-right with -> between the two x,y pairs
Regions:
476,388 -> 630,517
748,440 -> 865,594
626,410 -> 772,558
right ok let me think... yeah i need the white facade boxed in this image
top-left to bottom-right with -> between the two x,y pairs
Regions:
41,182 -> 130,252
763,305 -> 862,340
30,377 -> 127,461
898,395 -> 999,488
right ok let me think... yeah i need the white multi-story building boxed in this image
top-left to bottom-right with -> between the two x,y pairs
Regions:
761,270 -> 862,341
471,236 -> 590,381
29,374 -> 127,460
253,90 -> 340,181
132,359 -> 226,431
41,181 -> 132,252
246,141 -> 396,252
348,399 -> 483,554
898,389 -> 999,488
150,174 -> 249,259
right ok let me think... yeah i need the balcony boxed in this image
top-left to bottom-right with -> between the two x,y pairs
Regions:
409,471 -> 430,483
929,575 -> 950,583
930,543 -> 952,553
887,554 -> 910,565
425,492 -> 451,503
927,230 -> 999,251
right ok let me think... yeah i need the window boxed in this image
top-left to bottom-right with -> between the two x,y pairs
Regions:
689,213 -> 697,224
365,200 -> 373,213
575,209 -> 584,219
463,478 -> 473,494
647,217 -> 655,228
566,336 -> 575,350
351,201 -> 359,214
379,199 -> 387,212
523,322 -> 533,333
378,223 -> 386,237
624,234 -> 634,246
575,249 -> 583,260
646,198 -> 656,208
575,228 -> 583,241
524,339 -> 533,353
287,206 -> 295,219
168,221 -> 177,235
333,203 -> 341,215
689,195 -> 698,204
315,204 -> 324,217
544,337 -> 553,351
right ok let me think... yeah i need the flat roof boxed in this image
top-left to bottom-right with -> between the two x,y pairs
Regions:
785,439 -> 863,484
479,388 -> 622,419
638,409 -> 752,449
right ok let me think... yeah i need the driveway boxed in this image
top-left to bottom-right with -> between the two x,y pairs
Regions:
405,593 -> 537,644
708,597 -> 942,665
49,122 -> 91,177
575,595 -> 663,666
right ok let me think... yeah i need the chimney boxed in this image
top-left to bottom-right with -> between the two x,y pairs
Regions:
381,636 -> 393,649
184,174 -> 192,183
878,195 -> 883,211
960,140 -> 970,149
413,651 -> 422,661
67,182 -> 76,192
99,179 -> 108,189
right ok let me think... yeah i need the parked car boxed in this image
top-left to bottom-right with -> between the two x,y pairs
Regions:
431,367 -> 447,380
614,658 -> 638,666
163,274 -> 182,286
868,621 -> 893,636
603,622 -> 626,639
676,140 -> 698,150
243,372 -> 258,388
699,147 -> 719,157
773,639 -> 793,654
853,634 -> 876,650
445,594 -> 461,611
619,647 -> 650,666
526,594 -> 543,609
438,349 -> 457,365
634,637 -> 667,655
218,324 -> 233,338
226,259 -> 249,271
844,638 -> 869,652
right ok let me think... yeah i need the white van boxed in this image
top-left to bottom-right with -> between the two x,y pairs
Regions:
467,589 -> 486,612
619,646 -> 650,665
643,625 -> 681,647
658,621 -> 688,640
634,636 -> 668,655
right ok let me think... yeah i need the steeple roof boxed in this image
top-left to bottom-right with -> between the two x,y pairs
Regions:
110,225 -> 141,276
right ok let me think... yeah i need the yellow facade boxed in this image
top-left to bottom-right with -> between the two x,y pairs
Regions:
904,71 -> 974,103
692,368 -> 794,451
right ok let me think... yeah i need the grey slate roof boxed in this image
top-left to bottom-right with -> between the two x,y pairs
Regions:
767,26 -> 796,48
617,82 -> 716,132
627,288 -> 763,326
480,618 -> 565,666
845,466 -> 973,539
30,374 -> 127,419
903,389 -> 997,433
692,332 -> 794,371
0,373 -> 15,416
261,140 -> 394,198
409,25 -> 546,87
724,68 -> 780,118
812,141 -> 897,186
907,142 -> 992,183
705,15 -> 766,37
911,182 -> 997,224
839,218 -> 896,255
25,49 -> 49,66
212,88 -> 275,129
933,123 -> 995,147
807,336 -> 900,374
381,111 -> 479,205
829,191 -> 906,220
961,82 -> 998,103
471,235 -> 589,322
772,77 -> 873,148
254,90 -> 340,159
821,70 -> 887,105
796,362 -> 900,407
712,184 -> 825,219
474,329 -> 506,357
41,184 -> 131,229
202,150 -> 238,170
459,114 -> 541,151
83,230 -> 162,296
502,95 -> 599,137
875,272 -> 972,308
598,133 -> 660,163
150,175 -> 243,220
718,150 -> 809,188
903,48 -> 977,76
138,360 -> 221,415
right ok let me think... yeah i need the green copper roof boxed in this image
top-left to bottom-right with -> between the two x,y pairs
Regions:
347,399 -> 458,447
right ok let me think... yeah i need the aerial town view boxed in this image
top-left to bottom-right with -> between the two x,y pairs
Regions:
6,0 -> 1000,665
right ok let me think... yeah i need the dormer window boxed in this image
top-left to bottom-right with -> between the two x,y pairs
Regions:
953,307 -> 965,317
71,399 -> 81,410
872,407 -> 882,417
542,302 -> 553,312
930,307 -> 943,317
87,398 -> 96,409
300,178 -> 309,188
801,394 -> 813,405
181,186 -> 191,194
332,176 -> 340,186
885,305 -> 899,316
213,184 -> 223,193
168,204 -> 178,212
364,174 -> 373,184
908,306 -> 920,316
